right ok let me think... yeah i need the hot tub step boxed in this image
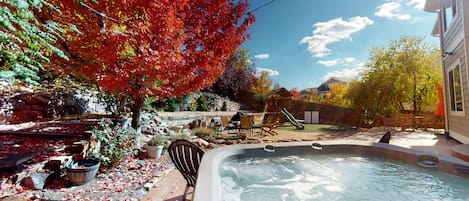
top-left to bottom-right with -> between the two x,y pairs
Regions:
451,144 -> 469,162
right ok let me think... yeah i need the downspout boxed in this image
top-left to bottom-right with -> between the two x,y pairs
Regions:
438,10 -> 450,138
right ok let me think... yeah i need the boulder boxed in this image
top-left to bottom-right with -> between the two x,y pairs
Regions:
22,172 -> 55,190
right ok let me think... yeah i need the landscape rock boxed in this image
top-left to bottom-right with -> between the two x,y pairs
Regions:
190,92 -> 242,111
212,138 -> 227,144
209,143 -> 217,149
140,112 -> 171,136
143,182 -> 154,190
22,172 -> 55,190
193,138 -> 209,147
137,160 -> 145,168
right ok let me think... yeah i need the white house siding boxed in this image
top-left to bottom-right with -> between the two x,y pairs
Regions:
446,41 -> 469,143
445,0 -> 469,143
426,0 -> 469,143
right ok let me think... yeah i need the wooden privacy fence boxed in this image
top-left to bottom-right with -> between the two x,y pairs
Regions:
266,99 -> 360,126
378,114 -> 444,130
266,98 -> 444,129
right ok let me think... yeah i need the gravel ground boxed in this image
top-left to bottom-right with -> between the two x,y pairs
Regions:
2,154 -> 174,201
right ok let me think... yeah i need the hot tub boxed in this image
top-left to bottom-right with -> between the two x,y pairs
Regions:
194,141 -> 469,201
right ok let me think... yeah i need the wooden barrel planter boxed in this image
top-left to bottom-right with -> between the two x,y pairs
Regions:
65,159 -> 100,185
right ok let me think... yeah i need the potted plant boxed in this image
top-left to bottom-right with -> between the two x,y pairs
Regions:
147,135 -> 165,159
65,159 -> 100,185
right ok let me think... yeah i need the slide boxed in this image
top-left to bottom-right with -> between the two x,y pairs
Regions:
280,108 -> 304,130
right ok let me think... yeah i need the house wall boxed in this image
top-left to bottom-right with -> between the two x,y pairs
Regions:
443,0 -> 469,143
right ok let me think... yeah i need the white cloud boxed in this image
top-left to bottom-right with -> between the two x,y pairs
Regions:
344,57 -> 355,62
254,53 -> 270,60
300,17 -> 373,58
256,67 -> 279,77
323,65 -> 366,81
375,2 -> 411,20
318,59 -> 339,67
407,0 -> 425,10
353,62 -> 366,68
318,57 -> 355,67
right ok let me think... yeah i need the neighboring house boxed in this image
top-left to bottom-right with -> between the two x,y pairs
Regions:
425,0 -> 469,143
317,77 -> 350,96
299,87 -> 318,100
299,77 -> 350,101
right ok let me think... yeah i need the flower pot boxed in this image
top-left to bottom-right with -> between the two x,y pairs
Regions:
147,145 -> 164,159
65,159 -> 100,185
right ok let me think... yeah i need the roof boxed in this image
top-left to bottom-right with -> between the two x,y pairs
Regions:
300,88 -> 318,99
268,87 -> 292,98
424,0 -> 442,13
424,0 -> 442,37
300,88 -> 318,96
317,77 -> 350,92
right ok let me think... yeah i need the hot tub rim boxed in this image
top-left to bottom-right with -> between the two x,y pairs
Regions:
193,141 -> 469,201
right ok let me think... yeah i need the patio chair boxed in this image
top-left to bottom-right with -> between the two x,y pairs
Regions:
378,131 -> 391,144
221,116 -> 237,133
239,115 -> 254,136
168,140 -> 205,201
261,115 -> 280,135
209,117 -> 223,132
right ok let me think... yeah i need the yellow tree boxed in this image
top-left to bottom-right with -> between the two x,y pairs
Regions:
347,36 -> 442,126
251,71 -> 272,111
323,83 -> 350,107
251,71 -> 272,95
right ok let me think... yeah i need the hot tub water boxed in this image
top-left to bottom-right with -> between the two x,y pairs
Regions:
220,154 -> 469,201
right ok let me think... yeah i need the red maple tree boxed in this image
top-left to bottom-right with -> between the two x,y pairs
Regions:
290,87 -> 301,100
41,0 -> 254,128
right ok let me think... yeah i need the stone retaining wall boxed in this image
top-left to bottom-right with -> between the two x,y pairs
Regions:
157,111 -> 237,127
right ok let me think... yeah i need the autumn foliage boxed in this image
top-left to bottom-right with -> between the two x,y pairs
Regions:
290,87 -> 301,100
40,0 -> 254,127
211,48 -> 256,99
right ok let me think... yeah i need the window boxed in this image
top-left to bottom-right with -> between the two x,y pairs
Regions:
444,0 -> 457,30
449,64 -> 463,112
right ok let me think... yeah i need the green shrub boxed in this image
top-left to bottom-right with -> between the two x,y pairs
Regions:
170,133 -> 193,143
151,100 -> 168,111
192,127 -> 219,139
163,138 -> 172,149
196,96 -> 209,111
162,98 -> 180,112
91,119 -> 139,169
221,101 -> 228,111
143,97 -> 158,110
254,94 -> 267,112
189,101 -> 198,111
147,135 -> 166,146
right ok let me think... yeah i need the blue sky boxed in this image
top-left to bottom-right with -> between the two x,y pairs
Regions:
242,0 -> 438,90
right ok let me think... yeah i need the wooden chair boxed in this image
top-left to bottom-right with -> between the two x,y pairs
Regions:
261,115 -> 280,135
239,115 -> 254,136
220,116 -> 236,133
168,140 -> 205,201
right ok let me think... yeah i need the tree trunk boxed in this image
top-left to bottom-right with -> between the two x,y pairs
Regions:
413,74 -> 417,116
131,96 -> 144,129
